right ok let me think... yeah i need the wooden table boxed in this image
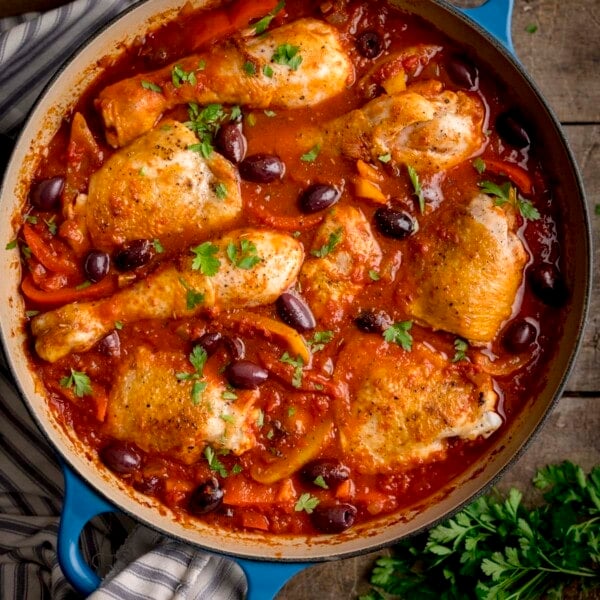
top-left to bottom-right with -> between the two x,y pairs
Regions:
278,0 -> 600,597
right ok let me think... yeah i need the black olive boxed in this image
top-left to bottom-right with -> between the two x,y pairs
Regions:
355,310 -> 391,333
301,459 -> 350,487
311,503 -> 357,533
96,330 -> 121,357
224,336 -> 246,361
99,441 -> 141,474
215,122 -> 247,164
84,250 -> 110,282
298,184 -> 341,214
356,31 -> 383,59
502,319 -> 538,353
276,292 -> 317,332
225,360 -> 269,389
189,477 -> 224,515
195,332 -> 223,356
113,239 -> 154,271
374,207 -> 416,239
239,154 -> 285,183
446,55 -> 478,89
528,263 -> 568,306
496,111 -> 531,148
30,177 -> 64,210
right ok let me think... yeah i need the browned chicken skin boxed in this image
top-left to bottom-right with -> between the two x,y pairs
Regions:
31,229 -> 304,362
97,18 -> 354,147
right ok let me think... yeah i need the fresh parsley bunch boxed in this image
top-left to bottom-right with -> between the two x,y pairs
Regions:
360,462 -> 600,600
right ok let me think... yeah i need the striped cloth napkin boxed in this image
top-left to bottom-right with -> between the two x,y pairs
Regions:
0,1 -> 246,598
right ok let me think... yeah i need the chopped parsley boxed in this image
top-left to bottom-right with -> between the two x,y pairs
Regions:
307,330 -> 334,353
226,239 -> 262,270
25,215 -> 38,224
272,43 -> 303,70
369,270 -> 381,281
287,406 -> 296,417
311,228 -> 342,258
25,310 -> 40,318
220,413 -> 235,424
280,352 -> 304,388
171,64 -> 197,87
252,0 -> 285,35
383,321 -> 413,352
141,80 -> 162,93
152,238 -> 164,253
256,409 -> 265,428
176,345 -> 208,404
197,59 -> 206,71
185,103 -> 229,158
264,109 -> 277,117
44,216 -> 57,235
300,144 -> 320,162
525,23 -> 538,34
472,157 -> 486,174
263,65 -> 274,78
75,281 -> 91,290
204,446 -> 228,477
114,321 -> 124,330
479,180 -> 541,221
214,182 -> 228,199
407,164 -> 425,214
179,278 -> 205,309
222,390 -> 238,401
190,242 -> 221,276
230,105 -> 242,121
378,153 -> 392,164
243,61 -> 257,76
59,369 -> 92,398
313,475 -> 329,489
452,338 -> 469,363
294,493 -> 319,514
231,464 -> 243,475
5,239 -> 17,250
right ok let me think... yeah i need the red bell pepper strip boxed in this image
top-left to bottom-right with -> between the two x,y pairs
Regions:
21,275 -> 117,308
483,159 -> 533,195
22,223 -> 80,276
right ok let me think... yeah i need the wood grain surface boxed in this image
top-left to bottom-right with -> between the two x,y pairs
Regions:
277,0 -> 600,597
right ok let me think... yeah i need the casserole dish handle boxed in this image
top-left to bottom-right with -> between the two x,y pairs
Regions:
58,464 -> 308,598
461,0 -> 515,54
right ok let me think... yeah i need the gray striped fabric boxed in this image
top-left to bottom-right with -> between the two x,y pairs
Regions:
0,1 -> 246,598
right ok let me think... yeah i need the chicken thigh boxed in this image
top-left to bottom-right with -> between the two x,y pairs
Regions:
316,81 -> 485,172
398,193 -> 527,343
32,229 -> 303,362
97,18 -> 353,147
104,345 -> 258,464
334,335 -> 501,474
86,120 -> 241,253
299,206 -> 382,325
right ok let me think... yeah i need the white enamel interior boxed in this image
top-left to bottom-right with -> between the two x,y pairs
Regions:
0,0 -> 590,562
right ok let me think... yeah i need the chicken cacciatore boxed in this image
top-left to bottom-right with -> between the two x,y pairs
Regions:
16,0 -> 568,535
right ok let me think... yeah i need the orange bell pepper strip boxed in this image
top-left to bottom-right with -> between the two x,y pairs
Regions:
239,511 -> 270,531
21,275 -> 117,308
483,159 -> 533,195
22,223 -> 80,276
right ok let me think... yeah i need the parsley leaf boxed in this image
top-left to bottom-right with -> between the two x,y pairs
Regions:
179,278 -> 204,309
407,164 -> 425,214
252,0 -> 285,35
294,492 -> 320,514
243,61 -> 257,76
369,270 -> 381,281
307,331 -> 334,353
378,153 -> 392,163
214,182 -> 228,199
311,228 -> 342,258
60,369 -> 92,397
360,461 -> 600,600
226,239 -> 262,270
451,338 -> 469,362
190,242 -> 221,276
301,144 -> 320,162
141,80 -> 162,93
176,345 -> 208,404
479,180 -> 541,221
152,238 -> 164,253
472,157 -> 486,174
313,475 -> 329,489
272,43 -> 303,70
171,64 -> 197,87
204,446 -> 228,477
185,103 -> 229,158
383,321 -> 413,351
280,352 -> 304,388
5,239 -> 17,250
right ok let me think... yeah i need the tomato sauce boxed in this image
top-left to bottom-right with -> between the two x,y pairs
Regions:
18,0 -> 567,535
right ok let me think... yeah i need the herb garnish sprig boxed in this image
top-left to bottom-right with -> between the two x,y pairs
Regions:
360,461 -> 600,600
480,179 -> 541,221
